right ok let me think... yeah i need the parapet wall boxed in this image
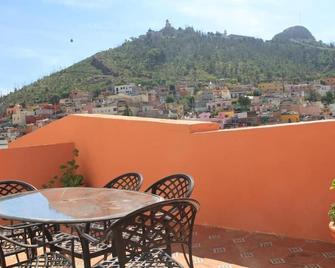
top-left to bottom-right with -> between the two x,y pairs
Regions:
0,142 -> 74,188
8,115 -> 335,242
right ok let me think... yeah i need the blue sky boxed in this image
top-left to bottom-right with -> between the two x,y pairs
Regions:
1,0 -> 334,95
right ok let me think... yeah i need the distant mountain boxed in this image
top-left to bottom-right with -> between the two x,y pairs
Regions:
1,22 -> 335,110
272,26 -> 316,42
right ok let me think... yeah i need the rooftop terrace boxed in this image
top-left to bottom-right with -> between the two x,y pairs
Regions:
1,114 -> 335,267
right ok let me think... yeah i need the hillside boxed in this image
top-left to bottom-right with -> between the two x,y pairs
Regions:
1,23 -> 335,109
272,25 -> 316,42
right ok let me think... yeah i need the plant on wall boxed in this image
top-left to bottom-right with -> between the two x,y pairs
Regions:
329,179 -> 335,222
43,148 -> 84,188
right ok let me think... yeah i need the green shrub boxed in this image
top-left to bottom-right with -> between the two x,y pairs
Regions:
329,203 -> 335,222
43,148 -> 84,188
329,179 -> 335,222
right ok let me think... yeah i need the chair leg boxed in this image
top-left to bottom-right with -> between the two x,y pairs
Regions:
166,243 -> 172,256
81,239 -> 91,268
181,243 -> 194,268
76,223 -> 92,268
0,249 -> 6,268
188,245 -> 194,268
71,237 -> 76,268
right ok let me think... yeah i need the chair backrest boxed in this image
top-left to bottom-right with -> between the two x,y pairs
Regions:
104,173 -> 143,191
0,180 -> 37,197
109,198 -> 199,267
145,174 -> 194,199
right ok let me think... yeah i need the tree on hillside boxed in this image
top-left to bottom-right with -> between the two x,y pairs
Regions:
180,96 -> 195,112
123,105 -> 133,116
238,96 -> 251,111
306,90 -> 321,102
49,95 -> 60,105
253,90 -> 261,96
321,91 -> 335,105
166,95 -> 175,103
3,24 -> 335,109
146,48 -> 166,68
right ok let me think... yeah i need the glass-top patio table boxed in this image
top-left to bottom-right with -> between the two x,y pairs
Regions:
0,187 -> 163,223
0,187 -> 164,268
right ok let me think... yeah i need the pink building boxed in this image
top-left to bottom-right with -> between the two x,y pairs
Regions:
282,103 -> 322,116
198,112 -> 211,120
299,103 -> 322,116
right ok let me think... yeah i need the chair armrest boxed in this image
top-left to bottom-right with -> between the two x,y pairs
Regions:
72,225 -> 101,245
79,232 -> 100,245
0,234 -> 39,248
0,222 -> 43,230
50,236 -> 77,245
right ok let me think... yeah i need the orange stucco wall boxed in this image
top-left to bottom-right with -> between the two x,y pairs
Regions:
8,115 -> 335,242
0,143 -> 74,188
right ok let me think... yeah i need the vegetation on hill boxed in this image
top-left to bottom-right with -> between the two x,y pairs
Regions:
1,23 -> 335,109
272,25 -> 316,42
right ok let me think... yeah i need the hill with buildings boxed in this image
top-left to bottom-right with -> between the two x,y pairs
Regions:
1,22 -> 335,109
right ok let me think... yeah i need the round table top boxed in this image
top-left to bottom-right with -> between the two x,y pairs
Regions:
0,187 -> 163,224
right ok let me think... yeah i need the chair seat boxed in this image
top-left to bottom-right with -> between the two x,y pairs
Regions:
52,232 -> 112,258
18,252 -> 72,268
1,222 -> 59,244
90,220 -> 117,231
0,239 -> 26,256
93,249 -> 182,268
0,225 -> 30,256
0,222 -> 39,237
89,220 -> 117,239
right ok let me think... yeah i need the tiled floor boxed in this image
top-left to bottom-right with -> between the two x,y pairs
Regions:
184,225 -> 335,268
5,225 -> 335,267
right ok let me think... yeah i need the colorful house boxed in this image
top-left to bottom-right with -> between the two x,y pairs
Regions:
280,112 -> 300,123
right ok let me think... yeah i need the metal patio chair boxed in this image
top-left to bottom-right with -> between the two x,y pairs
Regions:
0,180 -> 60,266
0,180 -> 37,196
50,229 -> 112,266
0,180 -> 38,264
145,173 -> 194,199
49,173 -> 143,263
104,172 -> 143,191
87,173 -> 144,236
80,198 -> 200,268
0,223 -> 72,268
92,172 -> 144,231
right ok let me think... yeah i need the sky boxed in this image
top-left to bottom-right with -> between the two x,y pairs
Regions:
1,0 -> 334,95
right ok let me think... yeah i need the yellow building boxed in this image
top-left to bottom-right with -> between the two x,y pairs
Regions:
323,77 -> 335,86
258,82 -> 283,92
280,112 -> 300,123
224,111 -> 235,118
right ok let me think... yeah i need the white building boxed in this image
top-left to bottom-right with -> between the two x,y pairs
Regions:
316,85 -> 332,96
59,98 -> 72,106
113,84 -> 136,95
92,105 -> 118,115
206,100 -> 232,111
36,118 -> 50,128
12,109 -> 34,126
329,104 -> 335,116
311,81 -> 332,96
0,138 -> 8,149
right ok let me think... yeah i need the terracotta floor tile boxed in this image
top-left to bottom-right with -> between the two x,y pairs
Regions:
3,225 -> 335,267
303,240 -> 335,253
190,225 -> 335,268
